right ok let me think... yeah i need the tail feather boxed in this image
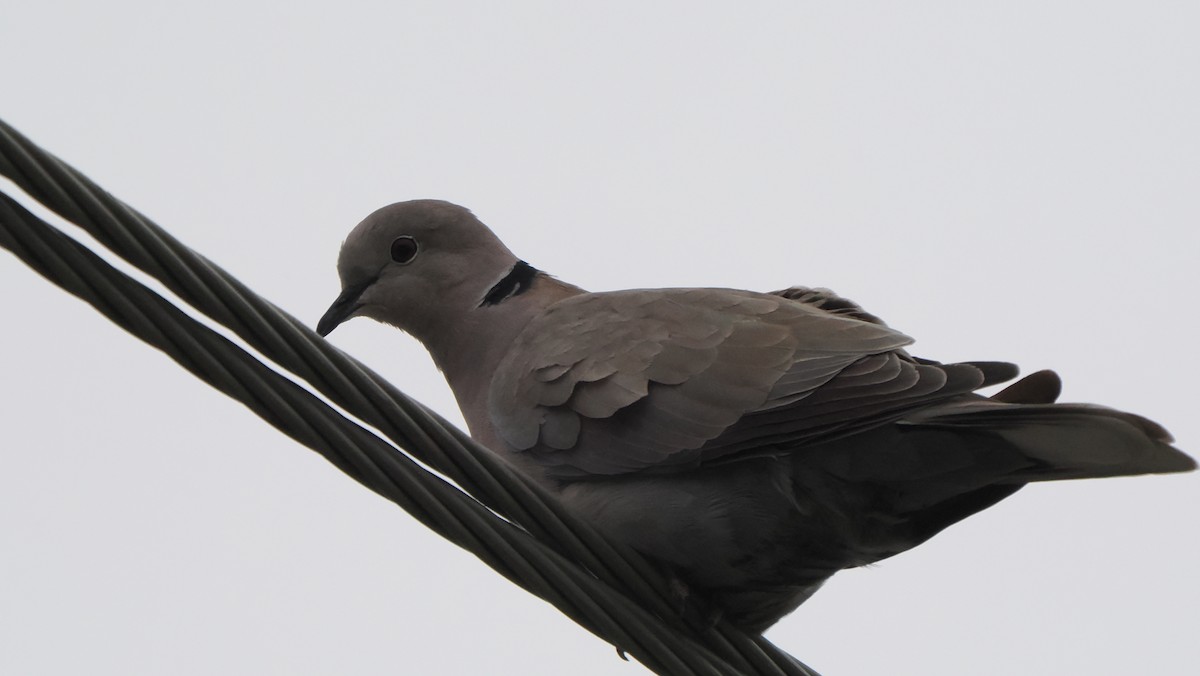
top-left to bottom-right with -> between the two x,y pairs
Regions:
901,401 -> 1194,480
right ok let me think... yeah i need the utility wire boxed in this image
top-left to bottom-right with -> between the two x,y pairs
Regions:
0,118 -> 819,676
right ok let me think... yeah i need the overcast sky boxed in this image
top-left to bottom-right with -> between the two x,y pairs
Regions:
2,2 -> 1197,675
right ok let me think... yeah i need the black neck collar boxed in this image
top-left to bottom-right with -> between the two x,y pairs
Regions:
480,260 -> 539,307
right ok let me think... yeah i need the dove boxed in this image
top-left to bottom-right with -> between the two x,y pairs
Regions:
317,199 -> 1194,631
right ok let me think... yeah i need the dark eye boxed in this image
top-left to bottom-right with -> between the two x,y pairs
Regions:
390,236 -> 419,264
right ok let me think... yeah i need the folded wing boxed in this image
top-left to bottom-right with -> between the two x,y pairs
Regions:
490,287 -> 1016,478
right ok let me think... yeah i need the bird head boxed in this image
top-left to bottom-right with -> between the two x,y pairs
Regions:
317,200 -> 521,340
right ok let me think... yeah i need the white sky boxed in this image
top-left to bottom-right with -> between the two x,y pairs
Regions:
1,2 -> 1197,674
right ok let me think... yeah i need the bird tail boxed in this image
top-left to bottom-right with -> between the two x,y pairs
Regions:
900,372 -> 1195,481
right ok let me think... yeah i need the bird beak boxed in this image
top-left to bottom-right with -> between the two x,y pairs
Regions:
317,279 -> 373,336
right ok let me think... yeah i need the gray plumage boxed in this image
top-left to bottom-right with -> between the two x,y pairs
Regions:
318,199 -> 1194,631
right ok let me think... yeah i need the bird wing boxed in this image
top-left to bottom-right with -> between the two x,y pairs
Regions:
489,287 -> 1011,478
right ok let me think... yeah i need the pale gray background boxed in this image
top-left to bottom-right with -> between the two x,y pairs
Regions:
2,2 -> 1196,674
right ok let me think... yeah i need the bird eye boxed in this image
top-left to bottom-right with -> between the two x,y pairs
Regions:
390,236 -> 419,264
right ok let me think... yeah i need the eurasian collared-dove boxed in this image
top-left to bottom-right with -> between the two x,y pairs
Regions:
317,199 -> 1194,631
